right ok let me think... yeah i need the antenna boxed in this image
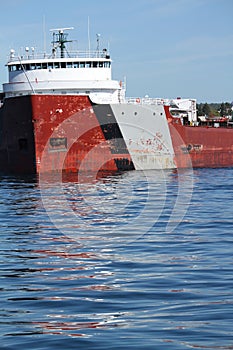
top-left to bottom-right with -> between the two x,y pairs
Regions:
50,27 -> 74,33
43,15 -> 46,53
87,16 -> 91,54
96,33 -> 101,55
50,27 -> 74,58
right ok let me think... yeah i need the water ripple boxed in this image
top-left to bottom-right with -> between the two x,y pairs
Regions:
0,169 -> 233,349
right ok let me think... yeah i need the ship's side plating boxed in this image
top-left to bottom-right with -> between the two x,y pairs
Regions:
31,94 -> 135,173
110,103 -> 176,170
0,93 -> 179,174
1,93 -> 233,174
171,122 -> 233,168
164,106 -> 233,168
0,95 -> 36,173
34,95 -> 179,173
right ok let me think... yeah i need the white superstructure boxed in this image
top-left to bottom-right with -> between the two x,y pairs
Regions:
3,28 -> 123,103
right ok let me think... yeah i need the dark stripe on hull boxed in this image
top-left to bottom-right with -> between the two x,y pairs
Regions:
92,104 -> 135,170
0,96 -> 36,174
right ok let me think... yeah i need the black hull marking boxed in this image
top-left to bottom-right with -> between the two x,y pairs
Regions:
92,103 -> 135,170
0,96 -> 36,174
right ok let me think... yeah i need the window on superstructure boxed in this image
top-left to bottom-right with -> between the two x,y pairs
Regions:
54,62 -> 60,68
48,62 -> 53,69
67,62 -> 72,68
99,62 -> 103,67
93,62 -> 98,68
61,62 -> 66,68
73,62 -> 79,68
86,62 -> 91,68
42,63 -> 47,69
80,62 -> 85,68
31,64 -> 36,70
36,63 -> 42,69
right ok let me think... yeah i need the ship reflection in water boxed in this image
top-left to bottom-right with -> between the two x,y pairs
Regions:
1,169 -> 233,349
30,247 -> 129,339
5,240 -> 132,339
39,167 -> 193,249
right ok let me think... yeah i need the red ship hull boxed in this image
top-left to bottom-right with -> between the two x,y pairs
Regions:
0,95 -> 134,174
0,94 -> 233,174
170,123 -> 233,168
164,106 -> 233,169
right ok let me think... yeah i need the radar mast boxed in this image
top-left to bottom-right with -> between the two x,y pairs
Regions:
50,27 -> 74,58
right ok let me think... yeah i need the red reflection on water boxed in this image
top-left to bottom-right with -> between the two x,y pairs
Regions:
62,170 -> 123,184
79,285 -> 112,291
33,320 -> 113,337
38,321 -> 101,330
33,249 -> 96,260
40,170 -> 122,185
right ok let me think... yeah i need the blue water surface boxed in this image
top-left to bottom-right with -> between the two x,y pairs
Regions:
0,168 -> 233,349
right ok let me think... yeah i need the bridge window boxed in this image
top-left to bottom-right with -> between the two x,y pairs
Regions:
8,59 -> 111,72
9,65 -> 17,72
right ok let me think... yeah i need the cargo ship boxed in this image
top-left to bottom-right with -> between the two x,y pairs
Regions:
0,27 -> 232,174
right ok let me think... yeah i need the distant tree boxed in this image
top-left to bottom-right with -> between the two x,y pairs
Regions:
220,103 -> 226,117
202,103 -> 211,116
225,102 -> 232,116
197,103 -> 203,116
197,102 -> 232,117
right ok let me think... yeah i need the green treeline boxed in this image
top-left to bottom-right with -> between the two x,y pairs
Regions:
197,102 -> 233,117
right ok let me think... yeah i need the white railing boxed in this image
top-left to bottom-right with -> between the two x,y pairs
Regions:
8,50 -> 110,62
126,97 -> 168,105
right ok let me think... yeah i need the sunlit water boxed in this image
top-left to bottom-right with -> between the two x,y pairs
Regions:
0,168 -> 233,349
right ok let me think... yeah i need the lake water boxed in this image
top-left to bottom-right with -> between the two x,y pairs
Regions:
1,168 -> 233,349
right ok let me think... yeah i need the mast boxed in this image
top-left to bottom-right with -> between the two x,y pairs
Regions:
50,27 -> 74,58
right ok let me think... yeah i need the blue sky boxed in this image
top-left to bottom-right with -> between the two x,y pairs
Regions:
0,0 -> 232,102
